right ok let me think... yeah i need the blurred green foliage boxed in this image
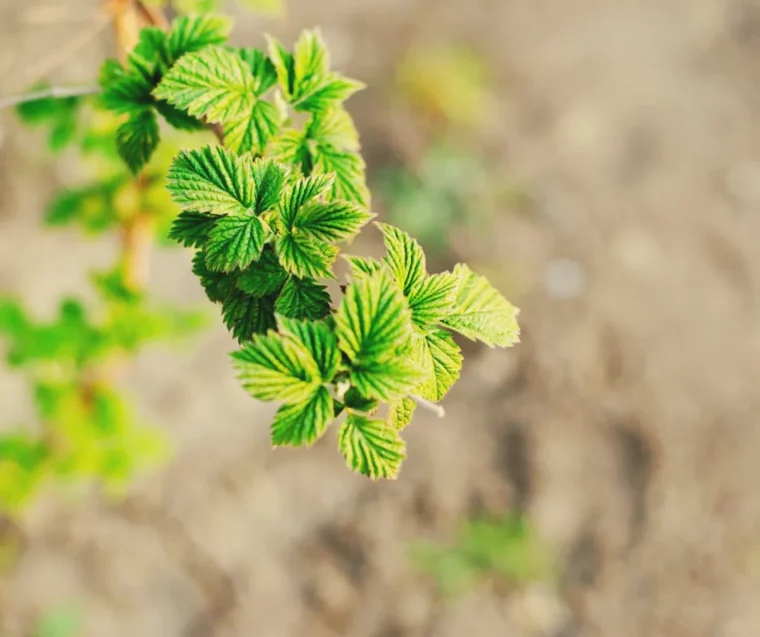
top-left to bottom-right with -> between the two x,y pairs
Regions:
33,605 -> 82,637
410,514 -> 555,596
374,141 -> 496,257
1,86 -> 208,516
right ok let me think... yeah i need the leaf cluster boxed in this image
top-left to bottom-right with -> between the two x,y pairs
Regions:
99,15 -> 520,480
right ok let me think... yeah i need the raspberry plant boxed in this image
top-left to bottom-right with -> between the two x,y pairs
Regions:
2,8 -> 519,492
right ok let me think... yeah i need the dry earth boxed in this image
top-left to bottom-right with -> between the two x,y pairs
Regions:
2,0 -> 760,636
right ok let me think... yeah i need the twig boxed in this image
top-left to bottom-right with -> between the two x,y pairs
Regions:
0,85 -> 100,110
411,395 -> 446,418
135,0 -> 170,30
14,10 -> 112,93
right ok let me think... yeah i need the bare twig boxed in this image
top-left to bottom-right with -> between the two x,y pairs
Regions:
0,84 -> 100,110
15,10 -> 112,93
411,395 -> 446,418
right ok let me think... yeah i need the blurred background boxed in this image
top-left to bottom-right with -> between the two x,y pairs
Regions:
3,0 -> 760,635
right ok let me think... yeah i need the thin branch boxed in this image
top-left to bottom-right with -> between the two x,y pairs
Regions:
411,395 -> 446,418
14,10 -> 112,93
0,85 -> 100,110
135,0 -> 170,30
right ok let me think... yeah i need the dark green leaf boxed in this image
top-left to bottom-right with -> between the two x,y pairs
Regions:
276,315 -> 341,381
236,249 -> 288,296
275,276 -> 332,320
205,215 -> 269,272
116,109 -> 160,174
221,291 -> 276,342
168,211 -> 219,248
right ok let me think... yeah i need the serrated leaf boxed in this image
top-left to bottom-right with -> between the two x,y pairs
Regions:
294,74 -> 364,112
275,277 -> 332,320
278,174 -> 334,229
308,105 -> 360,151
99,58 -> 153,114
268,30 -> 364,113
335,270 -> 413,361
167,145 -> 254,215
338,413 -> 406,480
236,249 -> 288,296
192,250 -> 237,303
408,271 -> 458,326
268,127 -> 310,168
276,233 -> 337,280
236,48 -> 278,95
153,45 -> 255,122
155,99 -> 205,130
222,291 -> 276,341
116,109 -> 159,174
442,264 -> 520,347
271,386 -> 333,447
350,356 -> 425,401
232,331 -> 321,402
388,396 -> 416,430
168,211 -> 218,247
223,98 -> 282,154
416,328 -> 462,401
166,14 -> 231,62
343,255 -> 384,279
251,158 -> 287,213
154,45 -> 282,153
312,146 -> 369,206
276,315 -> 340,380
205,215 -> 269,272
377,222 -> 426,294
293,200 -> 373,244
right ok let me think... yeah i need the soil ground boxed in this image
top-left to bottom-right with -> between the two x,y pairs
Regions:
3,0 -> 760,636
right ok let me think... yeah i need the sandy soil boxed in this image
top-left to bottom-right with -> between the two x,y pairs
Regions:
3,0 -> 760,636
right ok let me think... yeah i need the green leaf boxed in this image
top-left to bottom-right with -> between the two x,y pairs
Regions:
154,45 -> 281,153
99,58 -> 153,115
408,271 -> 458,326
166,14 -> 232,62
337,413 -> 406,480
343,255 -> 384,279
192,250 -> 238,303
276,315 -> 340,381
295,75 -> 364,112
167,145 -> 254,215
416,328 -> 462,401
377,222 -> 426,294
223,99 -> 282,154
278,174 -> 335,230
307,106 -> 360,151
236,47 -> 278,95
312,146 -> 370,206
335,270 -> 413,362
275,276 -> 332,320
232,331 -> 321,403
251,158 -> 288,213
221,290 -> 276,341
236,249 -> 288,296
205,215 -> 269,272
168,211 -> 218,248
350,356 -> 425,401
276,233 -> 337,280
116,109 -> 160,174
388,396 -> 416,430
267,30 -> 364,113
292,200 -> 373,244
442,264 -> 520,347
268,127 -> 310,169
153,45 -> 254,122
271,386 -> 333,447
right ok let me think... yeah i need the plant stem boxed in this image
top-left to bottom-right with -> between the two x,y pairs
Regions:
0,85 -> 101,110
